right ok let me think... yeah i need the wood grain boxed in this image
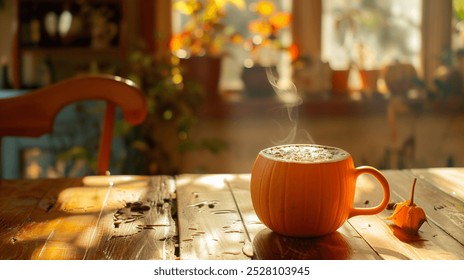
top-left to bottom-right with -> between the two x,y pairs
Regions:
383,170 -> 464,246
176,174 -> 251,260
83,176 -> 177,260
225,174 -> 382,260
0,178 -> 82,259
1,169 -> 463,260
411,168 -> 464,202
349,170 -> 464,260
0,176 -> 176,260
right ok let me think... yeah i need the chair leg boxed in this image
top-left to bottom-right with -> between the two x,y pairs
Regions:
97,102 -> 116,175
0,138 -> 2,179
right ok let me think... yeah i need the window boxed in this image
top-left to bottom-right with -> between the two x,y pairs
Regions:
453,0 -> 464,51
170,1 -> 454,96
171,0 -> 293,92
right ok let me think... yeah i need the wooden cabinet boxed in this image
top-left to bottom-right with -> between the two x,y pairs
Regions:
12,0 -> 128,88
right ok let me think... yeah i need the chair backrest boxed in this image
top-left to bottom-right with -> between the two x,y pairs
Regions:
0,74 -> 147,176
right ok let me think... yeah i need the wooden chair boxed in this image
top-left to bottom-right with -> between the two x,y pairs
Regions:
0,74 -> 147,177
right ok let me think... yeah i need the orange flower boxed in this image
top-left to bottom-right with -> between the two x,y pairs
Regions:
248,20 -> 272,36
230,32 -> 244,44
173,0 -> 201,15
269,12 -> 291,29
255,0 -> 275,16
171,0 -> 245,57
288,43 -> 299,61
247,0 -> 292,58
169,34 -> 184,53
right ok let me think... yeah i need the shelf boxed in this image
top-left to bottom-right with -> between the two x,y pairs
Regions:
12,0 -> 127,88
20,47 -> 123,57
198,91 -> 464,119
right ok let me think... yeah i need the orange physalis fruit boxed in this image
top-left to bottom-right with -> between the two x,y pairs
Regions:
387,178 -> 427,235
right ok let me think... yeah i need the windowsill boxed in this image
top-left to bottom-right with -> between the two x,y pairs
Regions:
198,90 -> 464,118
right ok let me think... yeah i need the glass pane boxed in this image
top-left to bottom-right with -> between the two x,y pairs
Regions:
322,0 -> 422,71
171,0 -> 293,92
453,0 -> 464,51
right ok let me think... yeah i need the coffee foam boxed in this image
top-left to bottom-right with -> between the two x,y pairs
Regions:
260,144 -> 350,163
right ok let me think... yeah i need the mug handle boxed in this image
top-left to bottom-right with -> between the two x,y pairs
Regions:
348,166 -> 390,218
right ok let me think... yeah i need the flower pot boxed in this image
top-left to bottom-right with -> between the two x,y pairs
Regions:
359,69 -> 379,97
180,56 -> 222,101
331,69 -> 350,96
241,65 -> 276,98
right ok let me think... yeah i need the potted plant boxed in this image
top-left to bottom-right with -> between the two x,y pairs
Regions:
241,0 -> 295,97
329,4 -> 387,96
170,0 -> 245,100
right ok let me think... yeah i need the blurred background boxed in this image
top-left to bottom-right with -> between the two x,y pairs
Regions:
1,0 -> 463,178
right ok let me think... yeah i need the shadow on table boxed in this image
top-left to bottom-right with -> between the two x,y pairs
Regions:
252,228 -> 351,260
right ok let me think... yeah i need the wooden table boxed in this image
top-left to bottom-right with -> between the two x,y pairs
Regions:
0,168 -> 463,260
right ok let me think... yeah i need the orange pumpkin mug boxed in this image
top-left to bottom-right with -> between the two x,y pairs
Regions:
250,144 -> 390,237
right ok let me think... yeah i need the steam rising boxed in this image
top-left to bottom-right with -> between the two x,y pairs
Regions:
265,67 -> 315,145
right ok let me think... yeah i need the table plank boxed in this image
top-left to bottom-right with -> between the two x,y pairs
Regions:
176,174 -> 251,260
349,214 -> 463,260
0,176 -> 177,260
223,174 -> 265,241
410,168 -> 464,203
0,178 -> 82,259
83,176 -> 177,260
348,171 -> 464,260
2,169 -> 463,260
382,170 -> 464,246
225,174 -> 382,260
